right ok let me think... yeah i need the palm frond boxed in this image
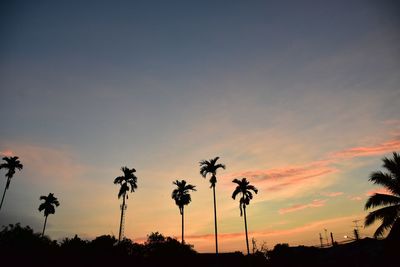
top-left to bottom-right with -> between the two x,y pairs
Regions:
232,187 -> 241,199
118,183 -> 129,199
382,152 -> 400,180
369,171 -> 399,195
247,185 -> 258,194
365,193 -> 400,210
364,205 -> 399,227
114,176 -> 124,184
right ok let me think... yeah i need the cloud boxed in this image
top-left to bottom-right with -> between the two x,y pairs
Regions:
182,214 -> 362,242
365,188 -> 391,196
279,199 -> 327,215
348,196 -> 363,201
321,192 -> 344,197
0,143 -> 88,184
329,138 -> 400,160
222,136 -> 400,201
0,150 -> 14,157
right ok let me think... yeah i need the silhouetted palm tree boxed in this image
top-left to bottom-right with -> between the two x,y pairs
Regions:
232,177 -> 258,255
199,156 -> 225,254
364,152 -> 400,239
0,156 -> 23,211
114,166 -> 138,241
171,180 -> 196,244
38,193 -> 60,236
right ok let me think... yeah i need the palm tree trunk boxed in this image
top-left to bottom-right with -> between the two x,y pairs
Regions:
182,206 -> 185,244
213,185 -> 219,255
118,194 -> 126,242
243,205 -> 250,255
42,215 -> 48,236
0,185 -> 7,211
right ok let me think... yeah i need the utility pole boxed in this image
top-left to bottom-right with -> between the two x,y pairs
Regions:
330,232 -> 335,246
319,233 -> 323,248
324,229 -> 329,246
252,238 -> 257,254
352,220 -> 361,240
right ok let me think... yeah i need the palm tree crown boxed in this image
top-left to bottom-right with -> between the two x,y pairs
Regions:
0,156 -> 23,189
172,180 -> 196,215
38,193 -> 60,217
364,152 -> 400,238
232,178 -> 258,216
199,156 -> 226,188
0,156 -> 23,210
114,166 -> 138,199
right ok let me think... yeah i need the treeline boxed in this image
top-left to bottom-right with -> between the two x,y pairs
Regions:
0,223 -> 267,267
1,223 -> 399,267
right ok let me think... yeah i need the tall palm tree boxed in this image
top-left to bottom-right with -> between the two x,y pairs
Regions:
199,156 -> 225,254
38,193 -> 60,236
171,180 -> 196,244
232,177 -> 258,255
0,156 -> 23,211
114,166 -> 138,242
364,152 -> 400,239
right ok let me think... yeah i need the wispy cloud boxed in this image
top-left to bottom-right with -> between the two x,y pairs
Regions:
348,196 -> 363,201
0,150 -> 14,157
321,192 -> 344,197
223,136 -> 400,201
279,199 -> 327,215
329,139 -> 400,159
0,143 -> 87,183
365,188 -> 391,196
183,214 -> 363,242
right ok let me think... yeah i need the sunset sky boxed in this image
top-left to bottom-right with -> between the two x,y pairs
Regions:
0,0 -> 399,253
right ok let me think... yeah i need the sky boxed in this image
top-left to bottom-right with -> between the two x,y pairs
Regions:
0,0 -> 399,253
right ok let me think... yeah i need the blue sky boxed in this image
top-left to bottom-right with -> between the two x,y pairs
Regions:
1,0 -> 399,252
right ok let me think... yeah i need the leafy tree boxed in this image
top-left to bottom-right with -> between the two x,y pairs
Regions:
364,152 -> 400,239
38,193 -> 60,236
199,156 -> 225,254
232,178 -> 258,255
172,180 -> 196,244
144,232 -> 196,260
0,156 -> 23,210
114,166 -> 138,241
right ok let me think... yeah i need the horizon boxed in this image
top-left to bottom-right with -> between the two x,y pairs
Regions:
0,0 -> 399,253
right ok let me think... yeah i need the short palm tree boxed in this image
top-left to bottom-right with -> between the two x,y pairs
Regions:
172,180 -> 196,244
114,166 -> 138,242
232,177 -> 258,255
38,193 -> 60,236
364,152 -> 400,239
199,156 -> 225,254
0,156 -> 23,211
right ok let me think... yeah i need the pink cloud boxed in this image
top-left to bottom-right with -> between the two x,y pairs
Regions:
330,139 -> 400,160
365,188 -> 391,196
279,199 -> 327,215
321,192 -> 344,197
222,136 -> 400,200
348,196 -> 362,201
0,143 -> 87,183
181,214 -> 362,243
0,150 -> 14,157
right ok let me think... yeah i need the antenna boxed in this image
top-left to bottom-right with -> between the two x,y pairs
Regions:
352,220 -> 361,239
324,229 -> 329,246
319,233 -> 323,248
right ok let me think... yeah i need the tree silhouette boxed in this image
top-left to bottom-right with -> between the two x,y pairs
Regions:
364,152 -> 400,239
199,156 -> 225,254
38,193 -> 60,236
172,180 -> 196,244
114,166 -> 138,241
232,177 -> 258,255
0,156 -> 23,210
